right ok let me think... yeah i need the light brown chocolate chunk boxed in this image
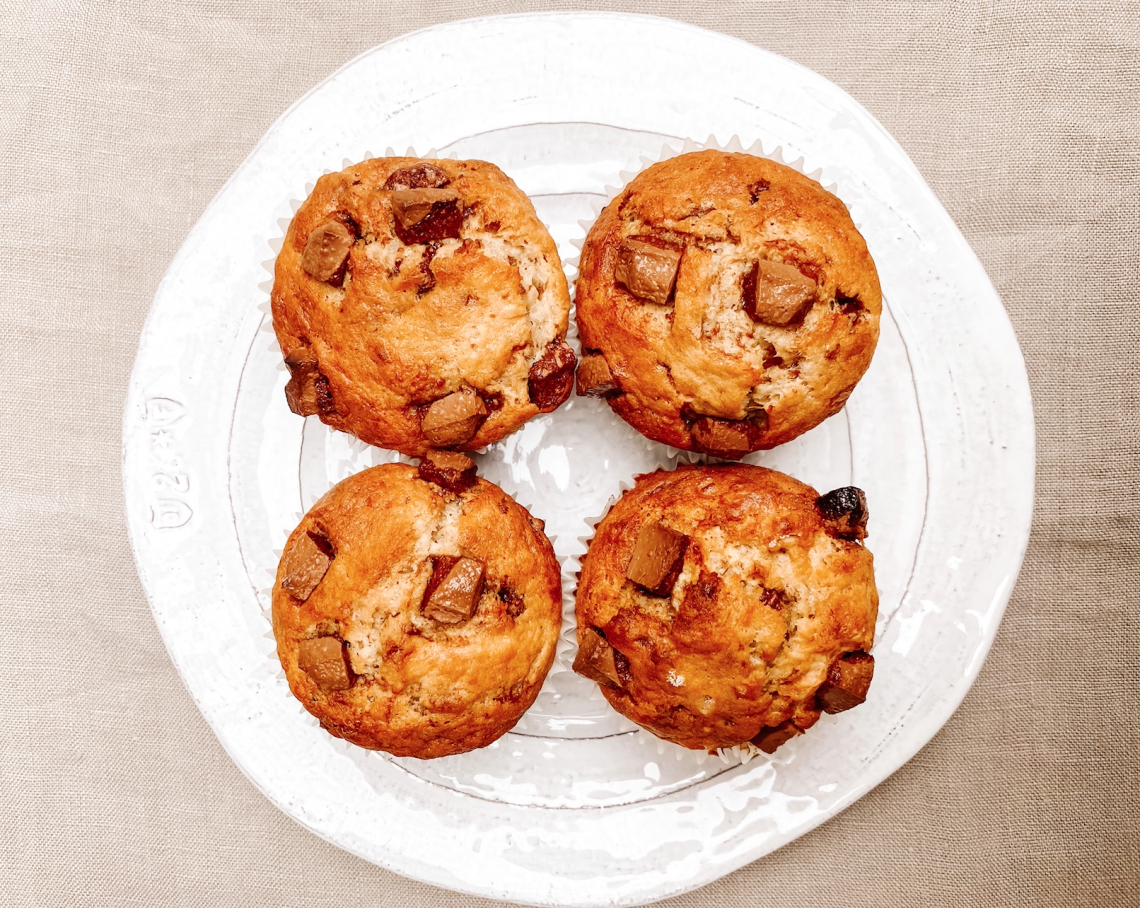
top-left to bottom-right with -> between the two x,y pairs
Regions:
418,449 -> 477,493
742,259 -> 818,326
383,163 -> 451,191
691,416 -> 752,460
626,522 -> 688,597
576,353 -> 619,398
301,220 -> 354,283
614,237 -> 682,305
421,391 -> 488,447
297,636 -> 352,692
422,556 -> 486,624
283,352 -> 320,417
572,630 -> 622,687
817,651 -> 875,714
751,720 -> 803,754
280,531 -> 334,601
527,340 -> 576,412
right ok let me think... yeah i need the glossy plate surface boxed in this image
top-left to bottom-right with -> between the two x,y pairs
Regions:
122,13 -> 1034,906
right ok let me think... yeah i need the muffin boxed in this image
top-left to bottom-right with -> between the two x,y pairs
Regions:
272,460 -> 563,757
574,150 -> 881,457
573,464 -> 877,753
272,157 -> 576,457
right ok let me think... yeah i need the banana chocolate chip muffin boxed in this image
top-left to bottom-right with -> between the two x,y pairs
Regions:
574,464 -> 877,753
574,150 -> 881,457
272,460 -> 563,757
272,157 -> 576,457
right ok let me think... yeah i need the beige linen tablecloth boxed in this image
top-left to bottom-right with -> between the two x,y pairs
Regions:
2,2 -> 1136,905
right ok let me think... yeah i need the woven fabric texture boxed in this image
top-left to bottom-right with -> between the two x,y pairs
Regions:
0,1 -> 1137,905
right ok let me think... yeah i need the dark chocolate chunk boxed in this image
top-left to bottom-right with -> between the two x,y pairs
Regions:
301,220 -> 354,284
815,486 -> 869,541
691,416 -> 753,460
817,651 -> 875,714
576,353 -> 619,398
420,390 -> 488,447
626,522 -> 688,597
837,294 -> 863,314
313,374 -> 336,417
280,530 -> 334,601
418,449 -> 477,493
751,720 -> 803,754
383,163 -> 451,191
614,237 -> 682,305
748,179 -> 770,203
742,259 -> 817,326
422,556 -> 485,624
572,629 -> 622,687
297,636 -> 352,692
527,340 -> 576,412
498,585 -> 526,618
283,352 -> 321,417
390,188 -> 463,244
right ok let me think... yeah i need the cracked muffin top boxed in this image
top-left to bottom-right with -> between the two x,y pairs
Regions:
272,462 -> 563,758
573,464 -> 878,753
271,157 -> 575,457
574,150 -> 881,458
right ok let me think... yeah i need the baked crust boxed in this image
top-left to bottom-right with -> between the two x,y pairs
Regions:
272,157 -> 573,457
574,464 -> 878,751
574,150 -> 881,454
272,464 -> 563,757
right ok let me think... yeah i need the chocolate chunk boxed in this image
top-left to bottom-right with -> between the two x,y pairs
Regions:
817,651 -> 875,714
297,636 -> 352,692
751,720 -> 803,754
418,449 -> 477,493
280,530 -> 334,601
837,294 -> 863,314
390,188 -> 463,244
614,237 -> 682,305
760,587 -> 788,611
691,416 -> 753,460
498,585 -> 525,618
576,353 -> 619,398
815,486 -> 869,541
626,522 -> 688,597
742,259 -> 817,326
301,220 -> 354,284
420,390 -> 488,447
527,340 -> 576,412
748,179 -> 770,202
283,352 -> 320,417
422,556 -> 485,624
572,629 -> 622,687
313,374 -> 336,417
384,163 -> 451,191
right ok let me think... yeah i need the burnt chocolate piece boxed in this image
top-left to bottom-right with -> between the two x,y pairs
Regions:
283,350 -> 320,417
572,629 -> 622,687
576,353 -> 619,398
421,390 -> 488,447
626,522 -> 688,597
301,220 -> 354,283
614,237 -> 682,305
817,651 -> 874,714
390,188 -> 463,244
815,486 -> 869,541
383,163 -> 451,191
691,416 -> 752,460
418,450 -> 477,493
751,720 -> 803,754
742,259 -> 817,327
280,530 -> 334,601
297,636 -> 352,692
527,340 -> 576,412
422,556 -> 485,624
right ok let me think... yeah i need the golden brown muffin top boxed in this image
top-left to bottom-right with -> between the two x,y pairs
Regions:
574,464 -> 878,751
272,463 -> 563,758
272,157 -> 574,457
575,150 -> 881,456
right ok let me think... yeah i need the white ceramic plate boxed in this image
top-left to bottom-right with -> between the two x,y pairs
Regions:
122,13 -> 1034,907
